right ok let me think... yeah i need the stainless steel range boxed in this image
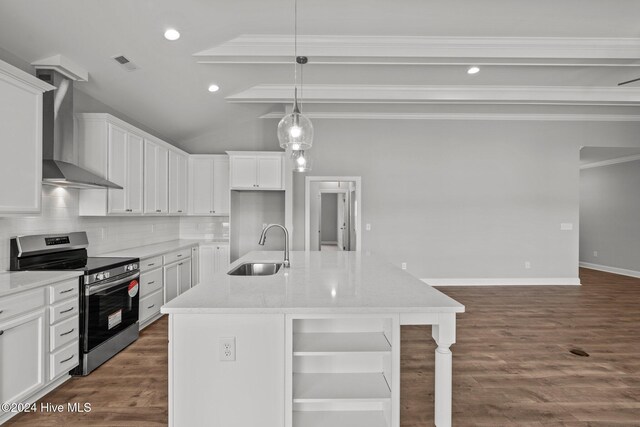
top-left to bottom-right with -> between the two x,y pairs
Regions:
10,232 -> 140,375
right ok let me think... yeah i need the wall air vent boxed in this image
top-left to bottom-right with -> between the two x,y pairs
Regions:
112,55 -> 140,71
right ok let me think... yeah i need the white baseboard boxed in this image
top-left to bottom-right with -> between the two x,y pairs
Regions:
579,262 -> 640,279
421,277 -> 581,286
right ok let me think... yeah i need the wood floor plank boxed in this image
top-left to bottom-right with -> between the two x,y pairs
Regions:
6,268 -> 640,426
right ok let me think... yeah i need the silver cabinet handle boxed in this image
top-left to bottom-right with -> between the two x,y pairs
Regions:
60,328 -> 75,337
148,263 -> 155,266
156,209 -> 161,213
148,281 -> 155,285
178,263 -> 183,266
0,330 -> 3,336
60,307 -> 74,314
177,254 -> 182,258
178,210 -> 183,213
147,304 -> 155,309
60,355 -> 74,364
60,288 -> 75,294
0,310 -> 3,315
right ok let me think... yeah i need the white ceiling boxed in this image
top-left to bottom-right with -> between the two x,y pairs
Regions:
2,0 -> 640,151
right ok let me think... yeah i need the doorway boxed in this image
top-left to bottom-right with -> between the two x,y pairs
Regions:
305,177 -> 362,251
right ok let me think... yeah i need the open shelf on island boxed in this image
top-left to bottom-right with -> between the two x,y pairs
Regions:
293,373 -> 391,403
293,410 -> 388,427
293,332 -> 392,356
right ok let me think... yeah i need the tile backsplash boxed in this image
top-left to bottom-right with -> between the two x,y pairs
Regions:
179,216 -> 229,240
0,186 -> 180,270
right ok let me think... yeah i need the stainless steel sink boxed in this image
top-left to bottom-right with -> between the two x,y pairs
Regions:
227,262 -> 283,276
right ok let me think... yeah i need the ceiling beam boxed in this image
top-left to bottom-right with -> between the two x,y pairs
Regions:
196,35 -> 640,67
226,84 -> 640,106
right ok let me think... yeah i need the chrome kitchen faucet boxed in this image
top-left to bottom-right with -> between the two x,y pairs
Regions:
258,224 -> 290,268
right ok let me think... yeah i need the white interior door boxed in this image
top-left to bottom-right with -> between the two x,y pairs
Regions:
337,194 -> 344,251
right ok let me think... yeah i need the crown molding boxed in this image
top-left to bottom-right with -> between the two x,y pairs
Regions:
580,154 -> 640,169
196,35 -> 640,66
260,111 -> 640,122
227,84 -> 640,106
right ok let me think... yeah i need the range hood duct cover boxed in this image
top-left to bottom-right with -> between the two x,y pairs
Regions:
37,69 -> 122,190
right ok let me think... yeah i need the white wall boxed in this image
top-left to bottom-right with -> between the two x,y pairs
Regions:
580,160 -> 640,273
289,119 -> 640,281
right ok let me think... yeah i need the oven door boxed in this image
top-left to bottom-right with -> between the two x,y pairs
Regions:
84,272 -> 140,352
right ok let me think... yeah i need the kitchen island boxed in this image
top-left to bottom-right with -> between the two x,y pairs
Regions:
162,251 -> 464,427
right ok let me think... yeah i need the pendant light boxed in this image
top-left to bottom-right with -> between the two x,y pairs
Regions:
291,150 -> 312,173
277,0 -> 313,151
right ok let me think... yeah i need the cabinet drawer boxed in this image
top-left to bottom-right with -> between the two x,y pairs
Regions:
50,298 -> 79,325
164,248 -> 190,264
49,341 -> 79,381
49,279 -> 79,304
140,290 -> 163,323
50,316 -> 79,351
0,287 -> 45,323
140,268 -> 163,298
140,255 -> 163,273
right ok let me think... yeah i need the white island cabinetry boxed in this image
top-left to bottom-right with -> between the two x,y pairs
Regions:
162,251 -> 464,427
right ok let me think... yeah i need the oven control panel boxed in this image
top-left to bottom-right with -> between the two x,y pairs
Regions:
125,263 -> 139,272
94,271 -> 111,281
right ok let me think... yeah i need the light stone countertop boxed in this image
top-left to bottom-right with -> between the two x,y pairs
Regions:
161,251 -> 465,315
0,271 -> 83,298
100,239 -> 228,260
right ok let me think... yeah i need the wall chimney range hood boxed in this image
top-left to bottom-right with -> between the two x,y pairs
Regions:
34,56 -> 122,190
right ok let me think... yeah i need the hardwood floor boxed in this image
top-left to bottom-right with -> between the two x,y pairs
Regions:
6,268 -> 640,426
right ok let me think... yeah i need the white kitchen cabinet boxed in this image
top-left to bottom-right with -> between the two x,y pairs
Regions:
189,155 -> 229,215
107,124 -> 144,214
191,246 -> 200,286
77,113 -> 190,216
179,258 -> 192,295
144,140 -> 169,214
199,243 -> 230,283
169,150 -> 188,215
0,308 -> 46,407
164,258 -> 192,303
0,60 -> 53,215
228,152 -> 284,190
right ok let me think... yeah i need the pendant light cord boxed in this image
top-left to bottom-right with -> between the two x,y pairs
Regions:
293,0 -> 298,106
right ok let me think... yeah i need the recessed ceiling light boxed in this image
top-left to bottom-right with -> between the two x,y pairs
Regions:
208,84 -> 220,93
467,66 -> 480,75
164,29 -> 180,41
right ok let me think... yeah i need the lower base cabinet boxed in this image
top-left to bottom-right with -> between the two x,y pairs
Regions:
199,243 -> 230,283
164,258 -> 192,304
140,290 -> 164,324
0,308 -> 46,406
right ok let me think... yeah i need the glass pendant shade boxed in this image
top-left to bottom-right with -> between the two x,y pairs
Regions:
278,107 -> 313,150
291,150 -> 312,172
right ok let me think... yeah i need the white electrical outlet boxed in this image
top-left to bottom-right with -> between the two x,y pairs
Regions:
401,262 -> 407,270
525,261 -> 531,269
219,337 -> 236,361
366,223 -> 371,231
593,251 -> 598,257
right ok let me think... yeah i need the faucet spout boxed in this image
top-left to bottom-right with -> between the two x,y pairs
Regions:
258,224 -> 290,268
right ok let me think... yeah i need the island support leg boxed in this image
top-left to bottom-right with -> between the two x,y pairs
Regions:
432,313 -> 456,427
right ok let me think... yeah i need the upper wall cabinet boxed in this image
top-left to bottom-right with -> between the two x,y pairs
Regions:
228,152 -> 284,191
0,60 -> 54,215
169,150 -> 188,215
188,155 -> 229,216
144,140 -> 169,214
76,113 -> 189,216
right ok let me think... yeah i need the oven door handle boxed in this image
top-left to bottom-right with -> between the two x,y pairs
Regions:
86,273 -> 140,296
